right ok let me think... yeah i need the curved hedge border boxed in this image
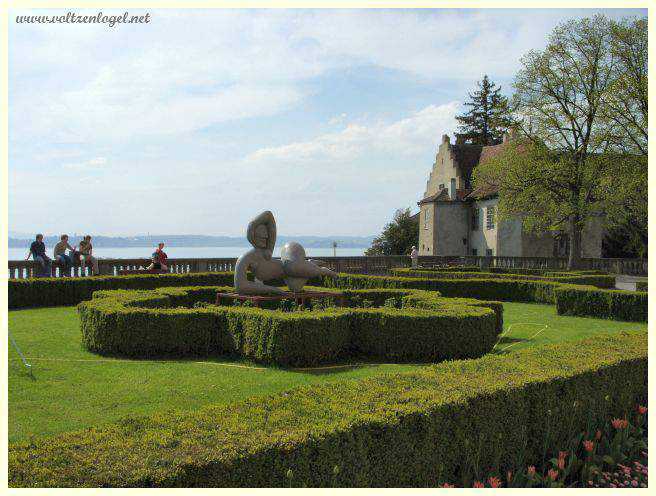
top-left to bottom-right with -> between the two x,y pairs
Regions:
390,268 -> 616,288
8,331 -> 647,487
78,286 -> 503,366
320,274 -> 646,322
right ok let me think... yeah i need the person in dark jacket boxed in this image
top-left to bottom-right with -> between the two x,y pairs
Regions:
26,233 -> 52,277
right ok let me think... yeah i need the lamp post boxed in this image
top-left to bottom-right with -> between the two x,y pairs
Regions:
332,241 -> 337,257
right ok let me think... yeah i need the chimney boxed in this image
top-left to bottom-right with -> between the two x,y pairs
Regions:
441,134 -> 450,145
503,128 -> 515,143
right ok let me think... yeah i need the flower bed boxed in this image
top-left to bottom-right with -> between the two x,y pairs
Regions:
8,331 -> 647,487
438,404 -> 648,488
78,286 -> 503,366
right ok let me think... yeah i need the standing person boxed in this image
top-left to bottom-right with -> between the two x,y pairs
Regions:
78,235 -> 99,275
146,242 -> 168,271
410,245 -> 419,269
26,234 -> 52,277
53,234 -> 75,276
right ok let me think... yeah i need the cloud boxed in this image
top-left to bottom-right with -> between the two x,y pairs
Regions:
11,9 -> 642,146
246,102 -> 460,163
10,8 -> 645,237
62,156 -> 107,170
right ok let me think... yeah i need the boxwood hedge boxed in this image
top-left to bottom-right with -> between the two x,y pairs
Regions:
322,273 -> 560,303
321,274 -> 645,322
8,331 -> 647,487
390,268 -> 615,288
78,286 -> 503,366
555,285 -> 648,322
8,272 -> 235,309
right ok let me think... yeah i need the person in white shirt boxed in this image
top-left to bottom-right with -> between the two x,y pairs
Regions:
410,245 -> 419,268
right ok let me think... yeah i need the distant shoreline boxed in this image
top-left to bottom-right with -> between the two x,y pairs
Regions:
8,245 -> 368,261
9,234 -> 374,250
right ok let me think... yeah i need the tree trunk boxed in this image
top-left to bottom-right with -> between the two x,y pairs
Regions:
567,216 -> 582,270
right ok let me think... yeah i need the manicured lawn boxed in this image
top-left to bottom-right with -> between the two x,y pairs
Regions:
8,303 -> 646,442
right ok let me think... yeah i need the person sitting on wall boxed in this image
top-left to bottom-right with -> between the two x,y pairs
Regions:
78,235 -> 99,275
53,234 -> 75,276
26,233 -> 52,277
146,242 -> 168,271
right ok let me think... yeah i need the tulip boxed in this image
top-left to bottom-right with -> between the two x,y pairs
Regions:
488,476 -> 502,488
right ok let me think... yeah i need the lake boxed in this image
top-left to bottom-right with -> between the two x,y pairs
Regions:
9,246 -> 366,261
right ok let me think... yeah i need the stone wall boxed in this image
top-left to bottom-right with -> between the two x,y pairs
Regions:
469,198 -> 498,256
433,202 -> 469,256
418,203 -> 437,255
581,215 -> 604,258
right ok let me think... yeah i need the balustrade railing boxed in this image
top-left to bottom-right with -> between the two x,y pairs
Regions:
7,255 -> 647,279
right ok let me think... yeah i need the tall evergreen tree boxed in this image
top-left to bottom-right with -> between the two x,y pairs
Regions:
455,75 -> 513,145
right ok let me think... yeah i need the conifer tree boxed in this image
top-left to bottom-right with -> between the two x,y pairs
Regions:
455,75 -> 513,145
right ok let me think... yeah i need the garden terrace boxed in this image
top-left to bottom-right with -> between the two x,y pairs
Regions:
78,286 -> 503,367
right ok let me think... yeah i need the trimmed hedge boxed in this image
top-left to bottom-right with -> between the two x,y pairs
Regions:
322,273 -> 560,303
324,274 -> 645,322
8,272 -> 235,309
555,285 -> 648,322
636,281 -> 648,292
390,268 -> 616,288
8,331 -> 647,487
78,286 -> 502,366
489,267 -> 607,276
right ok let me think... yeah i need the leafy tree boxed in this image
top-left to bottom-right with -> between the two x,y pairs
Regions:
600,17 -> 648,156
598,17 -> 647,257
365,208 -> 418,256
455,75 -> 513,145
599,154 -> 647,258
483,15 -> 616,269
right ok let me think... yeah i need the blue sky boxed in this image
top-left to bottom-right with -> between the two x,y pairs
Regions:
9,8 -> 645,237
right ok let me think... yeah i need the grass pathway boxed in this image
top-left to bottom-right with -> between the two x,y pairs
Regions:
9,303 -> 645,442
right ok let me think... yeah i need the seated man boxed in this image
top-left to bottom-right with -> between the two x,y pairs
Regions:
146,242 -> 168,271
78,235 -> 99,275
26,233 -> 52,277
53,234 -> 75,276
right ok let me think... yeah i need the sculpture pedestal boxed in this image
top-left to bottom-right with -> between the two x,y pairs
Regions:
216,291 -> 346,308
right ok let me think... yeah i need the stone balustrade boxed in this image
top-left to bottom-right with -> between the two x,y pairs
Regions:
7,255 -> 647,279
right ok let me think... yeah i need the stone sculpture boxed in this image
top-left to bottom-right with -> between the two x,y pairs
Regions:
234,211 -> 337,295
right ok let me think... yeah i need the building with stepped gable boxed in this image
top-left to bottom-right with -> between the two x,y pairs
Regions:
417,133 -> 603,258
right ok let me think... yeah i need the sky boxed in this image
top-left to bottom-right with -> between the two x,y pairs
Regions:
9,8 -> 646,237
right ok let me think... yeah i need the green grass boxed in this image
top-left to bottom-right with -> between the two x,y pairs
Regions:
9,303 -> 645,443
